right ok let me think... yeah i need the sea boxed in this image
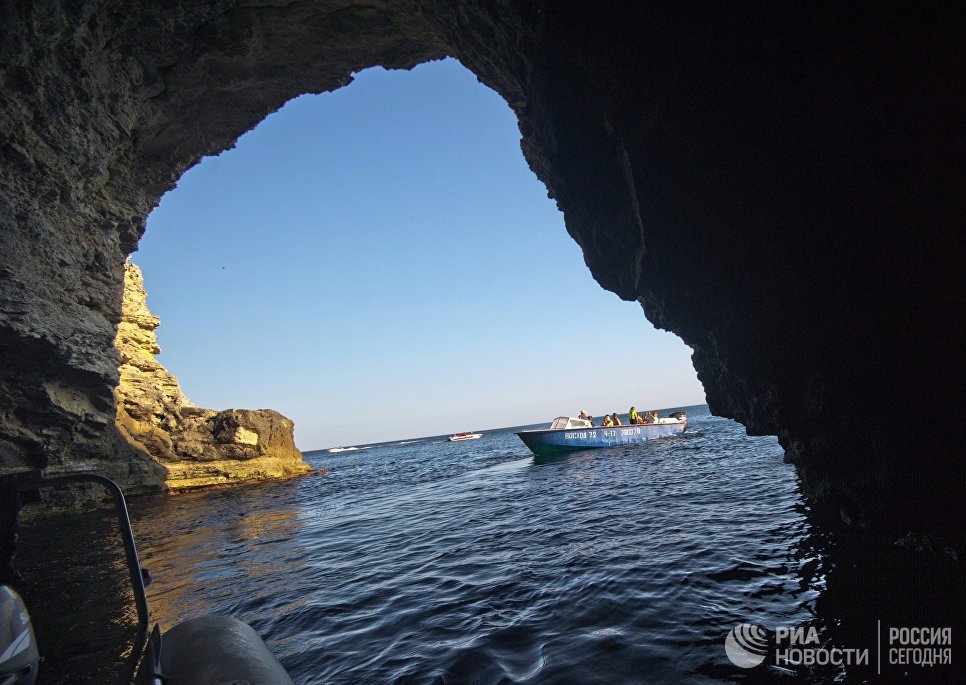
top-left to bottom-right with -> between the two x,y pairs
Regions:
17,404 -> 964,684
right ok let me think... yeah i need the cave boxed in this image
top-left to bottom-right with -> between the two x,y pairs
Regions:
0,0 -> 961,564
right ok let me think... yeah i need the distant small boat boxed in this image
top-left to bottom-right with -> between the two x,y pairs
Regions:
327,446 -> 359,453
516,413 -> 686,456
448,432 -> 482,442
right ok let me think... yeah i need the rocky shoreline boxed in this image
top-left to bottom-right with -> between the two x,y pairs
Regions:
112,261 -> 312,494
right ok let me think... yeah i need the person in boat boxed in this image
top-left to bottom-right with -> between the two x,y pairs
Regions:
611,412 -> 621,426
628,406 -> 639,424
602,415 -> 613,427
579,409 -> 590,420
650,410 -> 659,422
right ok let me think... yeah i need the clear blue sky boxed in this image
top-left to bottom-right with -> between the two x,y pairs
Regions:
136,58 -> 705,449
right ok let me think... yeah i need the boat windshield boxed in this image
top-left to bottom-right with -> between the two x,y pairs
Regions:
550,417 -> 593,430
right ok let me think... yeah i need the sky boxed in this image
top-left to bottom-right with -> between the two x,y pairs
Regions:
136,58 -> 706,450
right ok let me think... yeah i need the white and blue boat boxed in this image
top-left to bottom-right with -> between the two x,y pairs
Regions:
515,413 -> 686,456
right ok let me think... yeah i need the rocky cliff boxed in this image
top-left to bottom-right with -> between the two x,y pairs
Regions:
113,261 -> 311,491
0,3 -> 960,545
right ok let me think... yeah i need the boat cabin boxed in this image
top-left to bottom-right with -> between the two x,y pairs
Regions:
549,417 -> 593,430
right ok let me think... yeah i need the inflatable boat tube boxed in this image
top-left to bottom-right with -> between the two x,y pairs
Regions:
158,616 -> 294,684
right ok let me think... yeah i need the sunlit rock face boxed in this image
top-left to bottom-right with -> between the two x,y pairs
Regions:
114,262 -> 311,490
0,4 -> 959,539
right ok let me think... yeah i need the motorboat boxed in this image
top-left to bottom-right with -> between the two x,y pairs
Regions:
448,432 -> 482,442
515,413 -> 686,456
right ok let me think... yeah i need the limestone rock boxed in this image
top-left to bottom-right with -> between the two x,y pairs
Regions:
113,262 -> 311,491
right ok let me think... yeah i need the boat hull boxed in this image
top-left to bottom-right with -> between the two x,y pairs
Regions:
515,420 -> 685,456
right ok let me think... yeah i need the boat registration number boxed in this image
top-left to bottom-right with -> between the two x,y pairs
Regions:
564,428 -> 644,440
564,431 -> 597,439
564,427 -> 644,439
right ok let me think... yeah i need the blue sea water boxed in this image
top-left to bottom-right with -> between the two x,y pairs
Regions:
18,404 -> 963,683
125,404 -> 849,684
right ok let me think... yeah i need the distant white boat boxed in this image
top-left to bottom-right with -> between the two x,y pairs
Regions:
448,432 -> 482,442
327,446 -> 359,453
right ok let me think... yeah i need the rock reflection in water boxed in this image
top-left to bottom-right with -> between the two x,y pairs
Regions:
130,483 -> 309,633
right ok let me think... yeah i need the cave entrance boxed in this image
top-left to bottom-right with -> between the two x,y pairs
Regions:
134,58 -> 704,450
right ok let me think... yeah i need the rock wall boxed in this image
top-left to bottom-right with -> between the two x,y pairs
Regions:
114,261 -> 311,491
0,3 -> 961,543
